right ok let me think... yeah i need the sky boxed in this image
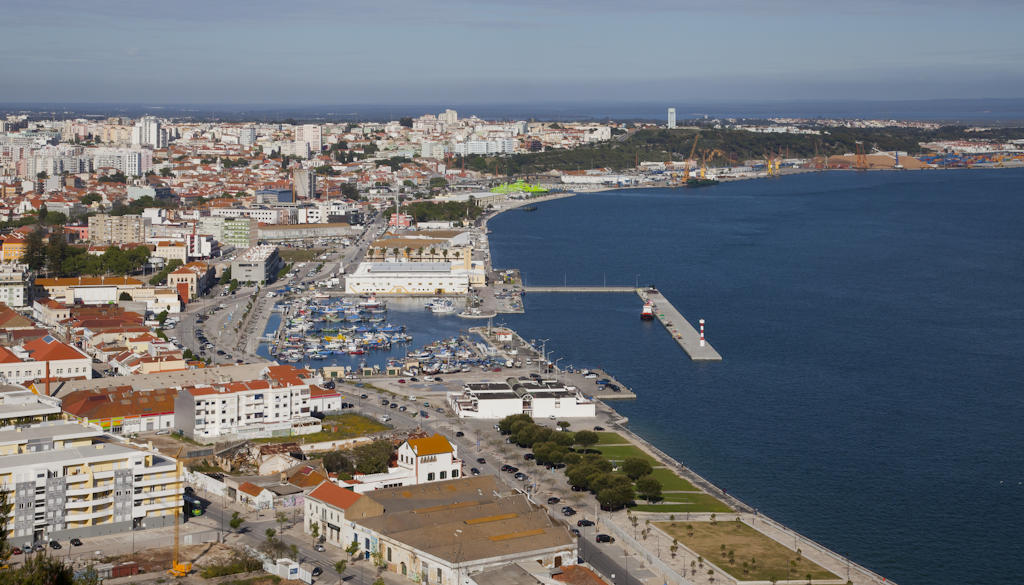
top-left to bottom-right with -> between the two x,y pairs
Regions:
2,0 -> 1023,105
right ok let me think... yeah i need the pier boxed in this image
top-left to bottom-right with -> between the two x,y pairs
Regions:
638,288 -> 722,361
523,285 -> 636,293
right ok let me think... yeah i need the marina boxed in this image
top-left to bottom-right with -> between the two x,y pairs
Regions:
637,288 -> 722,361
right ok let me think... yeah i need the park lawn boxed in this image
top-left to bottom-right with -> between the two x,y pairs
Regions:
657,520 -> 838,582
278,248 -> 325,262
633,493 -> 732,513
648,467 -> 698,492
251,413 -> 388,444
597,445 -> 659,465
596,431 -> 629,445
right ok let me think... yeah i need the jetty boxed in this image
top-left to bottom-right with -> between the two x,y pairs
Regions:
638,288 -> 722,361
523,285 -> 635,293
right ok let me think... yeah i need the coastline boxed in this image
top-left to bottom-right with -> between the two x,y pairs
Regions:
481,181 -> 896,585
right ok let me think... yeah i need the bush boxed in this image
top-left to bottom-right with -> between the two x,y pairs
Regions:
199,552 -> 262,578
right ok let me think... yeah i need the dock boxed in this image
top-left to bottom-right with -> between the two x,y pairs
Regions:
523,286 -> 635,293
638,288 -> 722,361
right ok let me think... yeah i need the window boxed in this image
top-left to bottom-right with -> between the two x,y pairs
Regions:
427,472 -> 435,481
439,471 -> 447,480
387,547 -> 392,562
452,469 -> 459,478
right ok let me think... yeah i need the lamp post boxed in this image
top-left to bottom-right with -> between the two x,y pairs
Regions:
553,358 -> 564,382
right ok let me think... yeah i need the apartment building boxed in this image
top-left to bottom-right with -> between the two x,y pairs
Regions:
173,374 -> 320,442
0,420 -> 181,544
167,261 -> 214,301
88,214 -> 152,244
209,207 -> 287,224
0,262 -> 29,307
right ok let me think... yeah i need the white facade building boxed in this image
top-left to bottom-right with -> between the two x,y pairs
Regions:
448,381 -> 596,419
0,263 -> 29,307
668,107 -> 677,129
337,434 -> 463,493
344,262 -> 469,295
209,207 -> 288,224
0,336 -> 93,386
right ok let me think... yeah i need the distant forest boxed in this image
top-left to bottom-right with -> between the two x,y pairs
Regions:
456,125 -> 1024,174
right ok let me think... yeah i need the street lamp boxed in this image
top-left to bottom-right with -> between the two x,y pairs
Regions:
553,358 -> 564,382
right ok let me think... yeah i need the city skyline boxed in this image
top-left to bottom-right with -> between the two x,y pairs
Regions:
3,0 -> 1024,104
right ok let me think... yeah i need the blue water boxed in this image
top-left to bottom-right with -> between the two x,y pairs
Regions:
489,170 -> 1024,585
256,299 -> 470,370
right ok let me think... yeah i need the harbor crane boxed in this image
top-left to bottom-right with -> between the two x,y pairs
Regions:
684,133 -> 700,181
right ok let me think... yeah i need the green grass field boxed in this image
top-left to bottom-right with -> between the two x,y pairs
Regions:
658,521 -> 837,582
631,493 -> 732,513
278,248 -> 325,262
251,413 -> 388,444
597,445 -> 659,464
648,467 -> 698,492
595,431 -> 629,445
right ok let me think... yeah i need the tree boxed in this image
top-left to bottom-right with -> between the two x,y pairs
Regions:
323,451 -> 355,475
636,476 -> 663,502
399,117 -> 413,128
596,481 -> 635,510
310,522 -> 319,545
265,528 -> 276,542
219,268 -> 232,285
574,430 -> 599,451
23,227 -> 46,270
119,291 -> 133,301
0,489 -> 12,566
428,177 -> 448,190
45,236 -> 67,275
345,540 -> 360,559
276,511 -> 289,534
80,192 -> 102,205
159,167 -> 173,177
229,511 -> 244,533
157,310 -> 169,326
335,560 -> 348,576
557,420 -> 570,431
621,456 -> 653,480
340,183 -> 359,199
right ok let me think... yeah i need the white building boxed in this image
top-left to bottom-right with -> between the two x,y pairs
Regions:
209,207 -> 288,224
131,116 -> 168,149
0,263 -> 29,307
337,434 -> 463,493
668,107 -> 677,129
239,126 -> 257,146
231,245 -> 283,283
0,336 -> 93,386
172,370 -> 321,442
295,124 -> 323,156
344,262 -> 469,295
448,381 -> 596,419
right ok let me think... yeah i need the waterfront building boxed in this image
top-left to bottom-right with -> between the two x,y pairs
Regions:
305,475 -> 576,584
231,245 -> 283,283
448,381 -> 596,419
0,420 -> 181,543
344,262 -> 469,295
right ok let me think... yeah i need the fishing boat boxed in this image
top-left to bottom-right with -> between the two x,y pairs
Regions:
641,300 -> 655,320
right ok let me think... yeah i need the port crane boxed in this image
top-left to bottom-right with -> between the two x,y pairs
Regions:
683,134 -> 700,181
699,148 -> 727,179
168,446 -> 192,577
854,141 -> 868,170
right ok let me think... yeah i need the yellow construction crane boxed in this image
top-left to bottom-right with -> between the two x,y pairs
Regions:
683,134 -> 700,181
168,446 -> 192,577
700,148 -> 727,178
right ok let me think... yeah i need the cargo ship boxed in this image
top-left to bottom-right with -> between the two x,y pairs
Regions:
641,300 -> 655,320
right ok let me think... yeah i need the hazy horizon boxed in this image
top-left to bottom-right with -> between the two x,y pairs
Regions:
4,0 -> 1024,104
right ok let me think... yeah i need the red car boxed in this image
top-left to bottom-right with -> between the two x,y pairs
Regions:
398,379 -> 406,383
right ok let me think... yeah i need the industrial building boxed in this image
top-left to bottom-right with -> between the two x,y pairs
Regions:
344,262 -> 470,295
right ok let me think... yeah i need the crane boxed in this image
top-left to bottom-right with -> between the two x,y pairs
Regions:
168,446 -> 192,577
683,133 -> 700,181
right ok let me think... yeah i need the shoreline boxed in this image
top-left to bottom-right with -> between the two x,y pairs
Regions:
480,183 -> 896,585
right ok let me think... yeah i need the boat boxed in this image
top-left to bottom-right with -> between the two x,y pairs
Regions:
641,300 -> 655,321
427,298 -> 457,314
521,205 -> 538,212
685,178 -> 720,188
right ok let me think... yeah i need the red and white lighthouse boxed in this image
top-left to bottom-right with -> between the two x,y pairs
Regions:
699,319 -> 706,347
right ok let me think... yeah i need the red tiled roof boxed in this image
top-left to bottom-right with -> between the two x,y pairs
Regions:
238,482 -> 265,497
23,336 -> 87,362
308,480 -> 361,510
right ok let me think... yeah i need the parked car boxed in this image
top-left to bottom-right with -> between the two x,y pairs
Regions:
314,544 -> 325,552
477,457 -> 487,464
11,547 -> 21,555
513,472 -> 527,481
547,497 -> 560,504
312,567 -> 323,576
470,468 -> 481,476
577,519 -> 595,527
49,540 -> 62,550
70,538 -> 82,547
455,431 -> 464,437
562,507 -> 577,517
570,528 -> 581,537
524,453 -> 535,460
593,426 -> 605,431
595,534 -> 615,543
